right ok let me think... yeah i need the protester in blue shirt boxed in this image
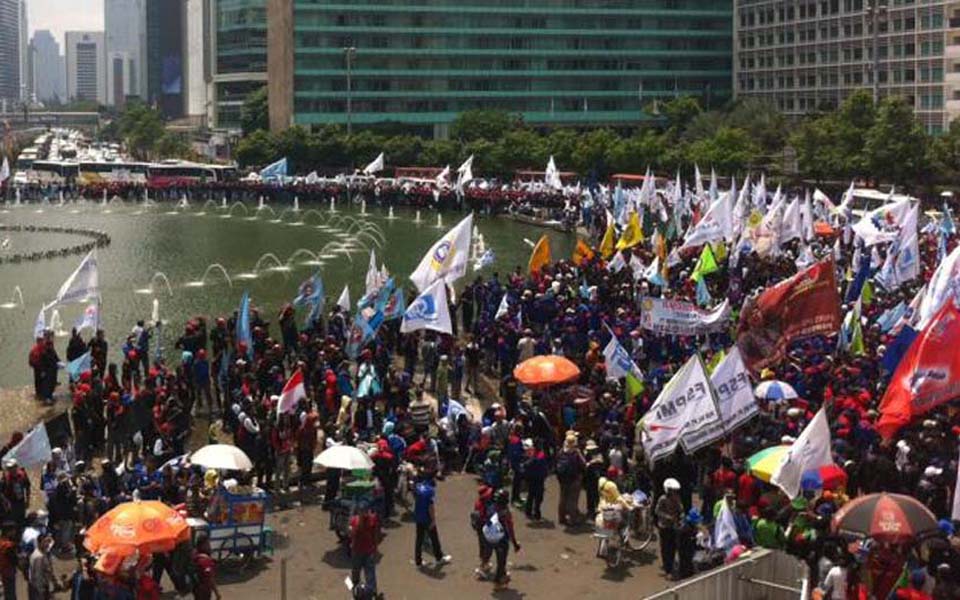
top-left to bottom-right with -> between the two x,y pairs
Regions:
412,473 -> 451,568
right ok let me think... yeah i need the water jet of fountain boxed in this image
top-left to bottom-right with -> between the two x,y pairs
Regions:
436,213 -> 444,229
415,210 -> 421,224
221,197 -> 228,209
293,197 -> 300,212
257,196 -> 265,211
329,197 -> 336,213
185,264 -> 234,288
14,187 -> 21,205
361,199 -> 367,215
0,285 -> 24,310
387,206 -> 396,220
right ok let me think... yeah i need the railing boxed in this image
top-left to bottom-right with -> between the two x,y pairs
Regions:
644,549 -> 808,600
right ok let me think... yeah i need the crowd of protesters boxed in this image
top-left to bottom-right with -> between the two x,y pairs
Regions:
4,178 -> 960,599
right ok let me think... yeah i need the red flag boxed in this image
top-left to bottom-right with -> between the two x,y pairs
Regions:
276,369 -> 306,418
877,299 -> 960,439
736,260 -> 841,374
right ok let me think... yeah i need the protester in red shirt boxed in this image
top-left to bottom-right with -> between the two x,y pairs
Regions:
349,508 -> 381,596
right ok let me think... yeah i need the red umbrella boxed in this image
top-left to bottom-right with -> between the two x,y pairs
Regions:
831,493 -> 939,544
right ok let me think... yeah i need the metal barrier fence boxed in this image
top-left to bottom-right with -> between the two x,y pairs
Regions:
644,549 -> 808,600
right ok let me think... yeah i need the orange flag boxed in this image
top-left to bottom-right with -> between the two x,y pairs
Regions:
528,234 -> 552,273
572,239 -> 595,266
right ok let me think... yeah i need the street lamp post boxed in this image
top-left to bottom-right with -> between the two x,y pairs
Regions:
867,1 -> 888,104
343,46 -> 357,136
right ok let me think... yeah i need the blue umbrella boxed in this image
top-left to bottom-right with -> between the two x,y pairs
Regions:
753,380 -> 798,402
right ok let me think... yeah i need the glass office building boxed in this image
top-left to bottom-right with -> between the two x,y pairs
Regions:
214,0 -> 268,129
267,0 -> 734,136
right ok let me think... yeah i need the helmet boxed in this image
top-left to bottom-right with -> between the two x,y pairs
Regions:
663,478 -> 681,492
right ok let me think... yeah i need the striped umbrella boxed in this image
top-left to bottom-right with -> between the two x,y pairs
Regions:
831,493 -> 940,544
746,447 -> 847,491
754,380 -> 798,402
745,445 -> 790,482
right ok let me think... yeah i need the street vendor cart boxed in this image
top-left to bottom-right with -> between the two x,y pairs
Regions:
190,487 -> 271,570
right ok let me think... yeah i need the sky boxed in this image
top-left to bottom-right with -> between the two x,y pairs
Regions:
27,0 -> 104,50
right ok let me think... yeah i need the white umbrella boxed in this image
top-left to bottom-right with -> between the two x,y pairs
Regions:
313,445 -> 374,470
190,444 -> 253,471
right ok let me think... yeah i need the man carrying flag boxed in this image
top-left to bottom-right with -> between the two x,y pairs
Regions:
276,368 -> 307,418
410,213 -> 473,292
615,211 -> 643,251
602,326 -> 645,400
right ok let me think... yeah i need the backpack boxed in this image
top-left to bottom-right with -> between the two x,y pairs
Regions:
555,452 -> 578,481
482,511 -> 506,544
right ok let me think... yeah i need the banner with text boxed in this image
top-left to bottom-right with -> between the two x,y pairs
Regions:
639,297 -> 731,336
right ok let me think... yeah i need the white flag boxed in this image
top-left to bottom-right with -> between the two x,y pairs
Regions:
409,213 -> 473,292
545,156 -> 563,190
436,165 -> 450,186
771,408 -> 834,498
603,328 -> 644,382
336,285 -> 350,312
305,171 -> 320,184
400,278 -> 452,335
2,423 -> 52,469
495,293 -> 510,320
363,152 -> 384,175
684,347 -> 758,450
0,157 -> 9,183
780,197 -> 803,243
801,191 -> 815,242
365,249 -> 380,296
640,354 -> 721,464
680,191 -> 733,250
54,250 -> 100,305
851,197 -> 912,247
456,155 -> 474,189
606,252 -> 626,273
33,306 -> 47,340
918,241 -> 960,329
713,501 -> 739,552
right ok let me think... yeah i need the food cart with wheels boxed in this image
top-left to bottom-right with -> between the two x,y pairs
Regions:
190,487 -> 271,570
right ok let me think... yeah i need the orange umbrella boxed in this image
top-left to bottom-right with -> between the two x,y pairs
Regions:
513,355 -> 580,387
814,221 -> 836,237
84,500 -> 190,555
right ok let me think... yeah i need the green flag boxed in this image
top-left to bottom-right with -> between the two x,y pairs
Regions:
625,371 -> 645,400
691,244 -> 719,282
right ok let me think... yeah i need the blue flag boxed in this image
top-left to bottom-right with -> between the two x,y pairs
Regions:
942,202 -> 956,236
372,278 -> 396,312
881,325 -> 918,376
379,286 -> 406,322
845,248 -> 872,304
876,301 -> 906,333
259,157 -> 287,181
237,291 -> 253,359
293,272 -> 324,307
67,351 -> 92,382
345,313 -> 376,359
695,277 -> 712,307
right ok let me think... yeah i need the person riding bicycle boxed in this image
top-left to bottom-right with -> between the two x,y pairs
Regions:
595,477 -> 635,541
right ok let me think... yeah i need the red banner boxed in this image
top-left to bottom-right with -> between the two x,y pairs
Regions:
878,299 -> 960,439
736,260 -> 842,373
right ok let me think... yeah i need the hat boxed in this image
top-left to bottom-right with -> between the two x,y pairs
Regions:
3,458 -> 16,469
522,438 -> 533,450
924,466 -> 943,478
584,440 -> 599,452
382,421 -> 395,436
780,435 -> 796,444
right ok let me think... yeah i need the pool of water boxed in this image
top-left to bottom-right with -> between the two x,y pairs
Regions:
0,201 -> 573,387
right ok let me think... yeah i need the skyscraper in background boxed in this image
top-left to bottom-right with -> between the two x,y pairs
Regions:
31,30 -> 66,103
18,0 -> 28,102
66,31 -> 107,104
104,0 -> 146,106
0,0 -> 22,106
147,0 -> 185,118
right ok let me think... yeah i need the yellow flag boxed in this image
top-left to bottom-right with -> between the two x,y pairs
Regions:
616,212 -> 643,251
600,223 -> 616,258
528,234 -> 552,273
712,241 -> 727,263
572,239 -> 595,266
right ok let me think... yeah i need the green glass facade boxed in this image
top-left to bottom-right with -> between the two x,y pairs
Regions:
214,0 -> 268,129
289,0 -> 733,135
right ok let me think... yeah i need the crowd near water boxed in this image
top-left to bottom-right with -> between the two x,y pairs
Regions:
2,171 -> 960,600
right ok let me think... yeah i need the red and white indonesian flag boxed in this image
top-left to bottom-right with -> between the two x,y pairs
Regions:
277,370 -> 306,417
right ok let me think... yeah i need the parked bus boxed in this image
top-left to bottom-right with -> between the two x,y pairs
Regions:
78,162 -> 150,185
148,161 -> 239,186
31,160 -> 80,184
